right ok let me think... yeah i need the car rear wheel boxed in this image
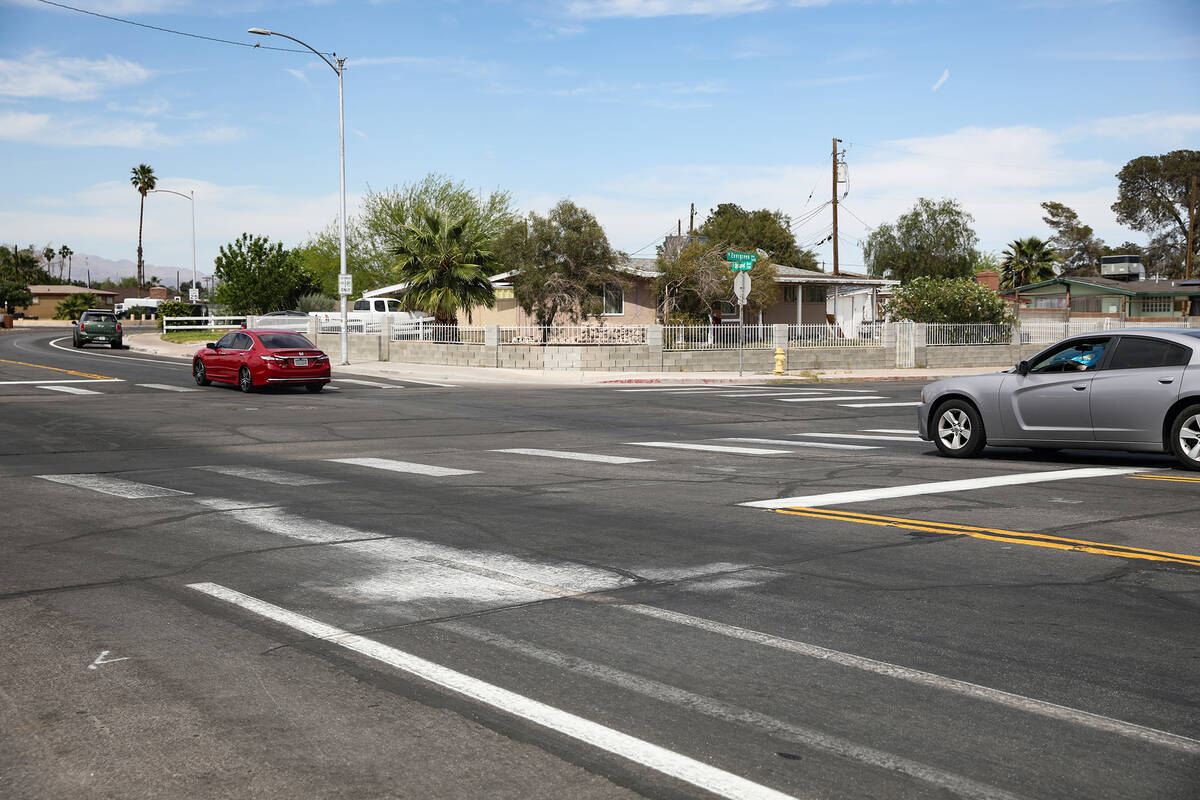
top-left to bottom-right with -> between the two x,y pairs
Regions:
110,341 -> 121,349
1168,404 -> 1200,471
72,337 -> 81,348
305,382 -> 324,393
238,366 -> 254,393
193,360 -> 211,386
933,399 -> 986,458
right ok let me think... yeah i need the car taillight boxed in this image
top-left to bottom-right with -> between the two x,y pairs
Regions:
116,323 -> 122,333
260,354 -> 280,362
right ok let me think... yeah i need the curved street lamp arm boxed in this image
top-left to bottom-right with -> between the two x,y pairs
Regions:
261,31 -> 341,75
149,189 -> 191,201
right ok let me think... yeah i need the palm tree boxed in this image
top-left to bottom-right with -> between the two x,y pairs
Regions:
60,245 -> 73,283
130,164 -> 157,296
42,247 -> 55,277
1000,237 -> 1058,290
392,208 -> 499,324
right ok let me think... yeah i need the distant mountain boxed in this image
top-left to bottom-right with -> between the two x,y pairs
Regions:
55,253 -> 209,287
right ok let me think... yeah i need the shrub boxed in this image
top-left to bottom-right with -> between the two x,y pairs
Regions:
885,276 -> 1012,324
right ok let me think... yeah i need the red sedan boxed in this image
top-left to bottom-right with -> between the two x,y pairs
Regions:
192,329 -> 331,393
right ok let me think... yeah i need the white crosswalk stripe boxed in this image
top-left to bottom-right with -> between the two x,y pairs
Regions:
333,379 -> 405,389
40,385 -> 101,395
629,442 -> 791,455
194,465 -> 336,485
492,448 -> 653,464
36,474 -> 191,498
795,432 -> 923,442
862,429 -> 920,435
327,457 -> 479,477
718,437 -> 880,450
138,383 -> 202,392
839,401 -> 921,408
777,395 -> 888,403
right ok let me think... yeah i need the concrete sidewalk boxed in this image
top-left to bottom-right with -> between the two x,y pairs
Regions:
125,332 -> 1003,385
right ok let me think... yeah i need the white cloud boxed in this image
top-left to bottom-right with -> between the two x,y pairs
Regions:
567,0 -> 773,18
1081,112 -> 1200,145
0,50 -> 152,101
0,110 -> 243,148
286,68 -> 311,85
931,68 -> 949,91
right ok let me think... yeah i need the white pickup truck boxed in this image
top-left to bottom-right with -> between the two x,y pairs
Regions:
309,296 -> 431,331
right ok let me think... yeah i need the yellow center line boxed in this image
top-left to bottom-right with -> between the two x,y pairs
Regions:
1128,474 -> 1200,484
772,507 -> 1200,567
0,358 -> 117,381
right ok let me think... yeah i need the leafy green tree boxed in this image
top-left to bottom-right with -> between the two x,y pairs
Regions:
1112,150 -> 1200,272
294,292 -> 337,312
130,164 -> 157,293
884,277 -> 1012,324
391,208 -> 500,324
155,300 -> 194,330
863,197 -> 979,282
295,220 -> 388,300
2,245 -> 43,285
0,278 -> 33,313
1000,237 -> 1058,290
213,233 -> 315,314
1040,201 -> 1104,276
506,200 -> 626,327
53,292 -> 97,321
654,239 -> 779,321
696,203 -> 818,269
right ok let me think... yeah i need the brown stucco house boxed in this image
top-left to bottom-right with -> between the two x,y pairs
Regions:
11,285 -> 118,319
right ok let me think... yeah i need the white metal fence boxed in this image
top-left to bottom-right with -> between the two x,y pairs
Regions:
391,321 -> 486,344
500,326 -> 648,345
317,318 -> 381,335
925,323 -> 1013,346
663,325 -> 772,351
788,322 -> 885,347
928,318 -> 1195,346
162,316 -> 246,332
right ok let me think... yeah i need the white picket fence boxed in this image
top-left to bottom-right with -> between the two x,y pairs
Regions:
162,316 -> 246,332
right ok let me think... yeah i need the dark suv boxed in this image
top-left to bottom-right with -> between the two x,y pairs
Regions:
73,309 -> 123,349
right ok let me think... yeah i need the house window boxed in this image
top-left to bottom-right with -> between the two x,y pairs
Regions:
602,284 -> 623,315
783,285 -> 798,303
1140,297 -> 1172,314
803,285 -> 826,303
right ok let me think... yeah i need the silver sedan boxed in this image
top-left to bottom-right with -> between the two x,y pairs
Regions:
917,328 -> 1200,470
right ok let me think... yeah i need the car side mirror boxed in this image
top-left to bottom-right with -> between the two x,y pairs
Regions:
207,342 -> 218,350
1016,360 -> 1030,376
72,320 -> 78,326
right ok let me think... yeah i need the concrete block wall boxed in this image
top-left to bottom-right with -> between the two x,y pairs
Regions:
388,341 -> 492,367
786,347 -> 890,371
663,348 -> 775,372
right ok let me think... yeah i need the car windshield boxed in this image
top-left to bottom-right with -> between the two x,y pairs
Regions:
257,333 -> 316,349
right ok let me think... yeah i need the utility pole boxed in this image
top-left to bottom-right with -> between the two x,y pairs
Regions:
1187,175 -> 1197,281
832,137 -> 842,277
678,219 -> 682,236
689,202 -> 695,235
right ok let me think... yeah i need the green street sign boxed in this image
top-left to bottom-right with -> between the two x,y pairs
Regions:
726,250 -> 757,271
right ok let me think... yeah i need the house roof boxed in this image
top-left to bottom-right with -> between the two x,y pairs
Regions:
28,285 -> 118,296
488,258 -> 898,288
1013,276 -> 1200,297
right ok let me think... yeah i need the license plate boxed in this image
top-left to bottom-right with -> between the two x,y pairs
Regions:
294,357 -> 308,367
94,336 -> 107,341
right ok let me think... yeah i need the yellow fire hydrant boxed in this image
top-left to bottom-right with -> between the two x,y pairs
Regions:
774,346 -> 786,375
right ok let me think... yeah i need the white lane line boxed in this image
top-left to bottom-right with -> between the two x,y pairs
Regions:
442,622 -> 1020,800
839,401 -> 922,408
622,604 -> 1200,757
36,473 -> 191,498
796,432 -> 923,442
777,395 -> 888,403
615,386 -> 726,393
629,442 -> 792,456
492,448 -> 653,464
137,383 -> 201,393
388,377 -> 458,388
863,429 -> 919,435
334,378 -> 405,389
327,457 -> 479,477
39,385 -> 102,395
188,583 -> 799,800
719,438 -> 881,451
0,379 -> 122,385
710,391 -> 831,397
48,337 -> 188,367
740,467 -> 1146,509
194,465 -> 336,486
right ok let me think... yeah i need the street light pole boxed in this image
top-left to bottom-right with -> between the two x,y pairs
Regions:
248,27 -> 349,365
149,188 -> 196,298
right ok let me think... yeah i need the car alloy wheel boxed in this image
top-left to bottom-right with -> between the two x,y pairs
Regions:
933,399 -> 986,458
193,360 -> 211,386
238,366 -> 254,393
1169,404 -> 1200,471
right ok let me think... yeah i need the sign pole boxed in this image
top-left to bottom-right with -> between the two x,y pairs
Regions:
738,302 -> 744,377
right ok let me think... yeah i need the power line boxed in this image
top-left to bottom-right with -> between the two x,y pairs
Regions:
626,227 -> 675,257
32,0 -> 333,55
838,204 -> 874,231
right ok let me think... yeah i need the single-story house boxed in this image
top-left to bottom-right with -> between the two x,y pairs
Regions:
1011,276 -> 1200,319
460,257 -> 897,329
11,285 -> 118,319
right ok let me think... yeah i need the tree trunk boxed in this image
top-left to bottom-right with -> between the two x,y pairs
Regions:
137,195 -> 145,298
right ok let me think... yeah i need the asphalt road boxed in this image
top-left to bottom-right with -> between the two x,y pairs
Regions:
2,327 -> 1198,800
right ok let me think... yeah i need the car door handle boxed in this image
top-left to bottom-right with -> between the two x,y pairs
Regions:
1072,384 -> 1087,391
1158,377 -> 1175,384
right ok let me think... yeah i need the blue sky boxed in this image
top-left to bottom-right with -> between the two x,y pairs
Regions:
2,0 -> 1198,282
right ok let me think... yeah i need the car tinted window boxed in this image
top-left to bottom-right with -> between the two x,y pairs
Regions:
1107,337 -> 1191,369
216,332 -> 238,348
1030,338 -> 1109,373
353,300 -> 369,311
233,333 -> 254,350
258,333 -> 316,349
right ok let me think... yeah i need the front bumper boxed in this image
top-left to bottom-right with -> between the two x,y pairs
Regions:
917,400 -> 933,441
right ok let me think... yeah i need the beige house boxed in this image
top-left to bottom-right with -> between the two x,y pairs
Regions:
12,285 -> 118,319
460,257 -> 897,328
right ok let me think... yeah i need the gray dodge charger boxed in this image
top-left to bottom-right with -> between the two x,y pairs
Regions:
917,328 -> 1200,470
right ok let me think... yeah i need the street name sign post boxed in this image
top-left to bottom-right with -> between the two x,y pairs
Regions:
732,271 -> 752,377
726,251 -> 757,271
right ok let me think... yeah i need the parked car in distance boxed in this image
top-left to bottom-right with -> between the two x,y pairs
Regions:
918,328 -> 1200,470
72,309 -> 122,349
192,329 -> 330,393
